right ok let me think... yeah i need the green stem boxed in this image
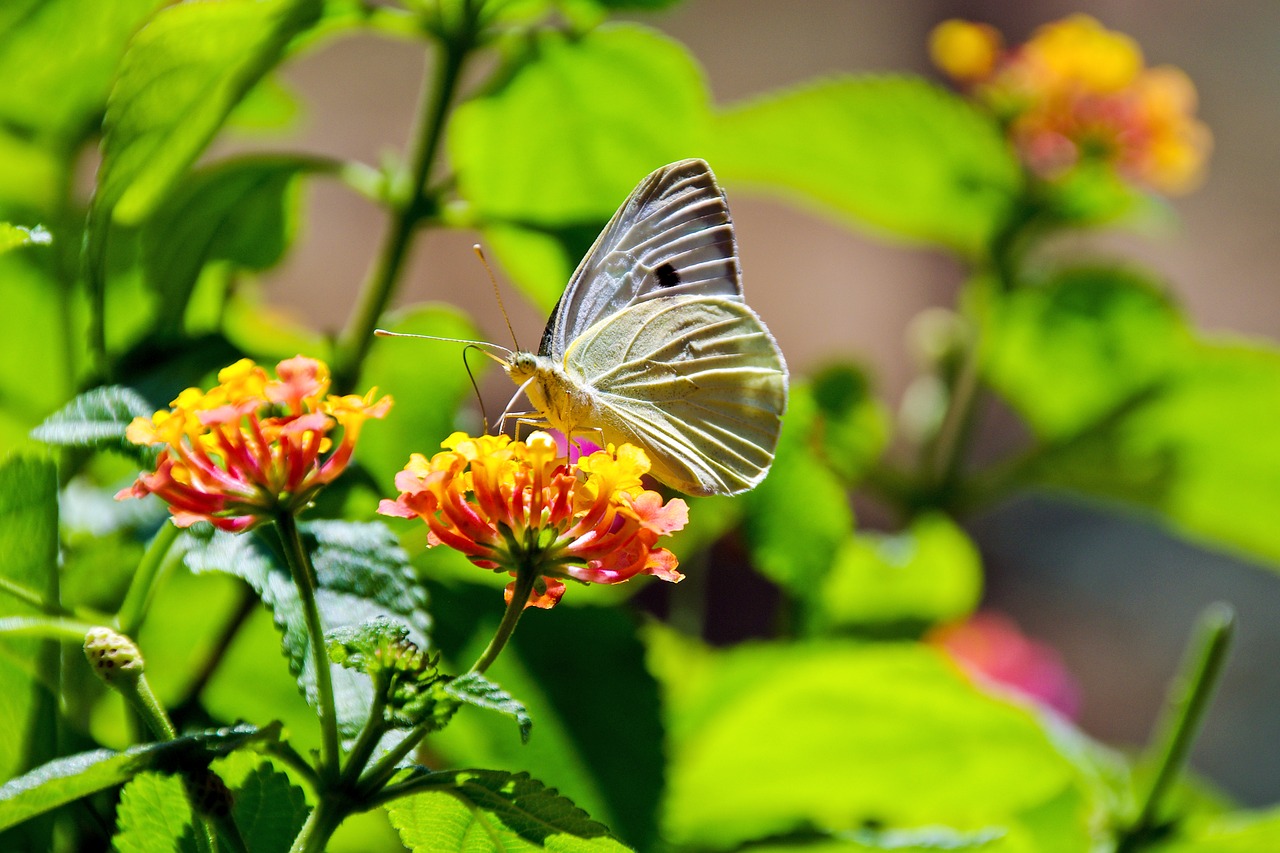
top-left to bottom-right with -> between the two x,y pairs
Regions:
339,687 -> 390,787
331,13 -> 476,393
290,795 -> 347,853
469,560 -> 538,675
129,671 -> 178,741
1117,603 -> 1235,851
116,521 -> 181,636
274,512 -> 341,783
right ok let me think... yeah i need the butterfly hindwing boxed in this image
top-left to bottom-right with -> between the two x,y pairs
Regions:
541,158 -> 743,359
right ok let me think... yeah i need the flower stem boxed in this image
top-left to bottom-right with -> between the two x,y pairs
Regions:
469,561 -> 538,675
130,672 -> 177,742
116,520 -> 181,636
274,512 -> 341,783
331,10 -> 477,394
290,794 -> 347,853
1117,603 -> 1235,851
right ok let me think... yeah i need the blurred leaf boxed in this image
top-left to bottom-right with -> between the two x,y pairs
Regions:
712,77 -> 1020,256
1152,808 -> 1280,851
654,637 -> 1092,850
809,361 -> 891,483
450,23 -> 712,309
982,265 -> 1190,439
29,385 -> 155,463
385,769 -> 629,853
741,387 -> 854,597
0,0 -> 161,144
443,672 -> 532,745
0,224 -> 51,255
140,156 -> 325,337
213,751 -> 308,853
0,132 -> 61,213
183,520 -> 428,739
818,514 -> 982,633
226,76 -> 301,134
428,582 -> 663,851
96,0 -> 322,226
0,723 -> 274,833
113,771 -> 199,853
358,304 -> 485,492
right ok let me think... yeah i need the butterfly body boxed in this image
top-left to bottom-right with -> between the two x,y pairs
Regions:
504,159 -> 788,497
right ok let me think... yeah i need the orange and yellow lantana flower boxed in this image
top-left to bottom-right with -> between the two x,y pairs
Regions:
931,14 -> 1211,194
378,432 -> 688,609
118,356 -> 391,531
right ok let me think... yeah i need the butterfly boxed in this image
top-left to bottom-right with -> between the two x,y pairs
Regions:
501,158 -> 788,497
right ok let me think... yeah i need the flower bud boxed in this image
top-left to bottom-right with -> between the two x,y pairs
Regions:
84,626 -> 144,686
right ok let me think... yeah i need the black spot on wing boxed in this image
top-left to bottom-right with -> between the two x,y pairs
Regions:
655,263 -> 681,289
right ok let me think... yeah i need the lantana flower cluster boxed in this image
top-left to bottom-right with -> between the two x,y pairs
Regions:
930,15 -> 1211,194
379,431 -> 688,608
118,356 -> 391,531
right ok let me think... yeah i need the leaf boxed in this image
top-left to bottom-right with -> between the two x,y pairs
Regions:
385,769 -> 630,853
654,636 -> 1094,850
183,520 -> 430,739
711,77 -> 1021,256
443,672 -> 532,745
0,224 -> 51,255
113,772 -> 200,853
0,723 -> 273,833
817,514 -> 982,632
213,751 -> 308,853
1153,808 -> 1280,852
140,155 -> 325,336
449,23 -> 712,309
29,385 -> 156,462
96,0 -> 322,226
808,360 -> 891,484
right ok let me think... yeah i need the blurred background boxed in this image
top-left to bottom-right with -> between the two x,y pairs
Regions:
233,1 -> 1279,804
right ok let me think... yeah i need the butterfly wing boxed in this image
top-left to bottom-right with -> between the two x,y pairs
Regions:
564,295 -> 788,496
540,159 -> 742,359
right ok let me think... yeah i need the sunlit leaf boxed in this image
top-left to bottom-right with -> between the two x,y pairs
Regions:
213,751 -> 308,853
712,77 -> 1020,256
385,769 -> 629,853
29,385 -> 155,463
1153,808 -> 1280,852
443,672 -> 532,745
113,771 -> 199,853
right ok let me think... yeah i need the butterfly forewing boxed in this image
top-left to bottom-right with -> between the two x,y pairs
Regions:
564,296 -> 787,496
542,158 -> 742,359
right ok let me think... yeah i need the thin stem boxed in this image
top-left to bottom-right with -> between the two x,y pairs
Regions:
339,687 -> 390,788
289,795 -> 347,853
355,716 -> 433,799
262,739 -> 322,793
274,512 -> 341,783
332,15 -> 476,393
922,331 -> 983,496
116,521 -> 181,636
129,672 -> 177,741
469,561 -> 538,675
1117,603 -> 1235,851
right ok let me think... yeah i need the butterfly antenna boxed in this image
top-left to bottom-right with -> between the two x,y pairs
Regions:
461,344 -> 492,434
473,243 -> 521,351
374,329 -> 512,364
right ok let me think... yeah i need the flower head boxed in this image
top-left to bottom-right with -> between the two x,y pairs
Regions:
378,431 -> 688,608
931,15 -> 1210,194
117,356 -> 391,531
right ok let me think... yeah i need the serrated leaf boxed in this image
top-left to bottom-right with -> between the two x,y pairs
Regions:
213,752 -> 308,853
29,385 -> 156,462
386,769 -> 630,852
711,77 -> 1020,256
140,155 -> 324,336
444,672 -> 532,744
0,723 -> 273,833
113,772 -> 200,853
96,0 -> 322,226
183,520 -> 429,739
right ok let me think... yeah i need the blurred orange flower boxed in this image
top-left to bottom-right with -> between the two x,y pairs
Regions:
118,356 -> 391,531
931,15 -> 1211,194
378,432 -> 688,609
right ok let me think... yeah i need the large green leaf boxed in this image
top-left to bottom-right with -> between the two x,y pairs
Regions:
183,520 -> 429,739
449,23 -> 712,309
651,632 -> 1098,851
711,77 -> 1020,256
213,751 -> 308,853
96,0 -> 321,226
385,769 -> 630,853
29,385 -> 155,463
113,771 -> 200,853
0,723 -> 274,833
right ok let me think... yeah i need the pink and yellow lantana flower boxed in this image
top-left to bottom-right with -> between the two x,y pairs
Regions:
118,356 -> 391,531
931,15 -> 1211,194
378,432 -> 688,609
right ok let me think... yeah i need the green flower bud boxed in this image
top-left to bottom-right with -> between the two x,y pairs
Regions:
84,626 -> 144,685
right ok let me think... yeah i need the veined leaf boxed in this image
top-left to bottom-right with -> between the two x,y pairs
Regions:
443,672 -> 532,745
183,520 -> 429,739
385,769 -> 629,853
0,723 -> 274,833
29,385 -> 155,463
712,76 -> 1021,256
213,751 -> 308,853
113,772 -> 199,853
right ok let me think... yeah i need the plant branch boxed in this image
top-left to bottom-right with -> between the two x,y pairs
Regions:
116,520 -> 181,636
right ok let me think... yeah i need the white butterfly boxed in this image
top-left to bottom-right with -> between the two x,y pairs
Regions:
502,158 -> 788,497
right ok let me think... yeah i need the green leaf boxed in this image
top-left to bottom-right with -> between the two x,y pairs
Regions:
449,23 -> 712,309
0,224 -> 50,255
654,636 -> 1092,850
113,771 -> 200,853
443,672 -> 532,745
712,77 -> 1020,256
1153,808 -> 1280,852
817,514 -> 982,632
385,769 -> 630,853
29,385 -> 155,462
808,360 -> 891,483
213,751 -> 308,853
96,0 -> 322,226
140,155 -> 325,336
741,386 -> 854,597
183,520 -> 429,738
0,723 -> 273,833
